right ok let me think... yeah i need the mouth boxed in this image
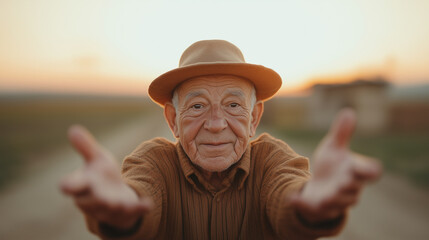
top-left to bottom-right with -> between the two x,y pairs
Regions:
200,142 -> 231,149
201,141 -> 231,146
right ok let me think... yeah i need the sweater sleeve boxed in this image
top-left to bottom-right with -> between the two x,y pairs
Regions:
84,138 -> 170,240
257,134 -> 346,240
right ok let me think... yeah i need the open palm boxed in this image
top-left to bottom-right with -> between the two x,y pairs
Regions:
60,125 -> 152,230
291,109 -> 382,223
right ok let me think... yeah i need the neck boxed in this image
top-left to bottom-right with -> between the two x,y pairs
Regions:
201,169 -> 227,191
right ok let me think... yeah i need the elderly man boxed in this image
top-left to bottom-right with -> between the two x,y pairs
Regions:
61,40 -> 381,240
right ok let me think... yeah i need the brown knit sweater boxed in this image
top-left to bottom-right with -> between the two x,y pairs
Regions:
85,133 -> 345,240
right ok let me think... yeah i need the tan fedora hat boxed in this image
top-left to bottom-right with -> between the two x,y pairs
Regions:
148,40 -> 282,106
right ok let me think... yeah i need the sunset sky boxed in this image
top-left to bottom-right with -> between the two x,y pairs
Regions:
0,0 -> 428,96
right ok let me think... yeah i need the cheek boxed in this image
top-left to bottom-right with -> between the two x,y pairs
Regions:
225,115 -> 252,154
180,116 -> 205,144
226,115 -> 251,138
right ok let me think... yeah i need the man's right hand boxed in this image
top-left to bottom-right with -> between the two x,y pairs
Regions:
60,125 -> 153,230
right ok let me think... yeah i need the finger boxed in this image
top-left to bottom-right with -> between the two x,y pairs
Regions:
324,194 -> 359,209
68,125 -> 101,163
60,170 -> 90,196
122,197 -> 154,215
328,108 -> 356,148
74,193 -> 104,214
352,154 -> 382,181
288,194 -> 315,212
138,197 -> 154,213
339,180 -> 362,195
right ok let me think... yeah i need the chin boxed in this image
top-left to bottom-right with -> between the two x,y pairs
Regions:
196,157 -> 236,173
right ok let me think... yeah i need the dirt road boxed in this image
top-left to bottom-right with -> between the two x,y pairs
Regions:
0,112 -> 173,240
326,173 -> 429,240
1,113 -> 428,239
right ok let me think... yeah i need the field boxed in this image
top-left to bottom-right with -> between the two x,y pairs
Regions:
273,127 -> 429,188
1,94 -> 428,240
1,94 -> 428,190
0,94 -> 158,188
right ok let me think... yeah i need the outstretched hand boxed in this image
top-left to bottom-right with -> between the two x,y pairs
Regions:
60,125 -> 153,230
291,109 -> 382,224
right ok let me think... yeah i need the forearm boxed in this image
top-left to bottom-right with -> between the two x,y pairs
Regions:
84,214 -> 141,240
265,180 -> 346,239
266,180 -> 315,240
82,182 -> 160,240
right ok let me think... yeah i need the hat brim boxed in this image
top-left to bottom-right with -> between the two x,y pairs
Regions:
148,63 -> 282,106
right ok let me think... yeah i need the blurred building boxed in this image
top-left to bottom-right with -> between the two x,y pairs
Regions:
308,78 -> 390,134
263,78 -> 429,134
388,84 -> 429,132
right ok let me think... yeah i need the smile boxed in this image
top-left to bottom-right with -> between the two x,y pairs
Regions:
200,142 -> 231,149
204,142 -> 228,146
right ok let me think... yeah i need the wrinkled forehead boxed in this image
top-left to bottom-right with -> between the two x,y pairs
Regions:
174,74 -> 255,99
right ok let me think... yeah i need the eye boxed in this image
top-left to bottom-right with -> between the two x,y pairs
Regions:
191,104 -> 204,109
229,103 -> 239,108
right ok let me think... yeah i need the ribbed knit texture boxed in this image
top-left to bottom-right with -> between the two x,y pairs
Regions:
85,133 -> 345,240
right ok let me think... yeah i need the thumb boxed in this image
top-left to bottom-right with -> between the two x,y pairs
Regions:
288,193 -> 315,213
68,125 -> 101,163
328,108 -> 356,148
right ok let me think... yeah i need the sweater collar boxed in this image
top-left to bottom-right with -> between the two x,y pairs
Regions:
175,142 -> 250,193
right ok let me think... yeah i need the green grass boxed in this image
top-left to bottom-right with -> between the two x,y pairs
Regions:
2,95 -> 428,189
273,127 -> 429,188
351,133 -> 429,187
0,95 -> 156,189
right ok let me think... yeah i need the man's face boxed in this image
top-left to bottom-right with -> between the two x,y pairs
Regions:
166,75 -> 262,173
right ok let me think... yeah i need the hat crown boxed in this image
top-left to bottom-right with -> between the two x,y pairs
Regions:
149,39 -> 282,106
179,40 -> 246,67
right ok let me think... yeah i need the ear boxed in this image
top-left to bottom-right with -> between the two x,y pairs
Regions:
249,101 -> 264,137
164,103 -> 179,138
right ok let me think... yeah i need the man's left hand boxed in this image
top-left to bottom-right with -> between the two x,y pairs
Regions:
290,109 -> 382,224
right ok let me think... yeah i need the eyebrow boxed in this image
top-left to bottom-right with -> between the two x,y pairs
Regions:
183,89 -> 246,103
183,91 -> 204,103
226,90 -> 245,99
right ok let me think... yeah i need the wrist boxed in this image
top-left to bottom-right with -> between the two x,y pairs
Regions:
99,217 -> 142,237
108,214 -> 142,230
296,209 -> 344,228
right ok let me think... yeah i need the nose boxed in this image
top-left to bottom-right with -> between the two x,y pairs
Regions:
204,104 -> 227,133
